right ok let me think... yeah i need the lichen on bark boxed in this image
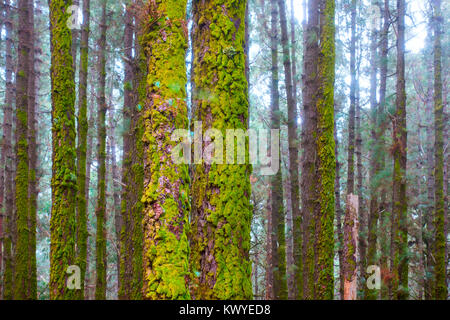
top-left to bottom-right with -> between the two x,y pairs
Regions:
48,0 -> 77,300
139,0 -> 191,300
190,0 -> 253,300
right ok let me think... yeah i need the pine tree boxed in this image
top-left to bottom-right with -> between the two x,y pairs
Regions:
270,0 -> 287,300
119,0 -> 143,300
0,0 -> 15,300
49,0 -> 77,300
139,0 -> 191,300
94,0 -> 108,300
190,0 -> 253,299
14,0 -> 31,299
432,0 -> 447,301
392,0 -> 408,300
301,0 -> 336,299
75,0 -> 90,300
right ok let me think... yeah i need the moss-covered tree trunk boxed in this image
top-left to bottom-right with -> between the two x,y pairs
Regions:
432,0 -> 447,301
94,0 -> 108,300
27,0 -> 38,299
378,0 -> 390,300
119,1 -> 143,300
139,0 -> 191,300
75,0 -> 90,300
14,0 -> 31,300
269,0 -> 287,300
0,0 -> 15,300
392,0 -> 408,300
190,0 -> 253,299
49,0 -> 77,300
301,0 -> 336,300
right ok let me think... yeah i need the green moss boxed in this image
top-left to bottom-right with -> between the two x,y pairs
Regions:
139,0 -> 190,300
189,0 -> 252,300
49,0 -> 77,300
314,0 -> 336,300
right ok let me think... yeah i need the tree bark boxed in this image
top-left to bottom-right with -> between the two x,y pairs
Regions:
432,0 -> 447,300
190,0 -> 252,299
392,0 -> 408,300
270,0 -> 287,300
49,0 -> 77,300
0,0 -> 14,300
94,0 -> 108,300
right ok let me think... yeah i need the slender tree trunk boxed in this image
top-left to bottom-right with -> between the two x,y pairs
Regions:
0,0 -> 14,300
432,0 -> 446,300
346,0 -> 357,197
270,0 -> 287,300
366,2 -> 379,299
49,0 -> 77,300
119,1 -> 143,300
356,79 -> 365,299
343,194 -> 359,300
14,0 -> 31,300
379,0 -> 390,300
108,107 -> 121,295
278,0 -> 302,300
75,0 -> 90,300
95,0 -> 108,300
334,110 -> 344,300
392,0 -> 408,300
190,0 -> 252,299
301,0 -> 336,299
27,0 -> 38,299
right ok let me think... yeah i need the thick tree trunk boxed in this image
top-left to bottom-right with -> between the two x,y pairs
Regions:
139,0 -> 191,300
49,0 -> 77,300
95,0 -> 108,300
190,0 -> 252,299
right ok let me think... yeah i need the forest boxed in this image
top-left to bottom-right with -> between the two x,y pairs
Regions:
0,0 -> 448,301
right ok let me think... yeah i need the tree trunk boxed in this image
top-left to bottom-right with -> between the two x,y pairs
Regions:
378,0 -> 390,300
27,0 -> 38,299
190,0 -> 252,299
366,3 -> 379,299
95,0 -> 108,300
139,0 -> 191,300
301,0 -> 336,299
270,0 -> 287,300
343,194 -> 359,300
49,0 -> 77,300
278,0 -> 301,300
0,0 -> 14,300
392,0 -> 408,300
14,0 -> 31,300
432,0 -> 447,300
119,1 -> 143,300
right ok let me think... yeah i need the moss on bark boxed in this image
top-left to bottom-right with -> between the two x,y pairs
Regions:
190,0 -> 253,300
49,0 -> 77,300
